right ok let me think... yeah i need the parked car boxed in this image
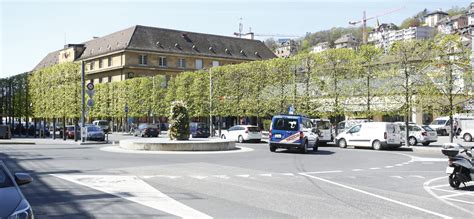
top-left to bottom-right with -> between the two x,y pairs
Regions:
0,160 -> 34,219
85,125 -> 105,141
430,114 -> 474,136
0,125 -> 11,139
64,125 -> 80,139
396,122 -> 437,146
336,119 -> 368,135
310,118 -> 333,145
336,122 -> 402,150
134,123 -> 160,137
190,122 -> 210,138
92,120 -> 110,133
460,129 -> 474,142
220,125 -> 262,143
269,114 -> 318,153
28,125 -> 50,137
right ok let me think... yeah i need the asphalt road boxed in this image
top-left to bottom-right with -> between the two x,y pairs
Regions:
0,135 -> 473,218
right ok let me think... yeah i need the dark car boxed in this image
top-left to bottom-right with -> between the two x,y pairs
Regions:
28,125 -> 50,137
134,123 -> 160,137
64,125 -> 80,139
85,125 -> 105,141
190,122 -> 210,138
0,161 -> 33,219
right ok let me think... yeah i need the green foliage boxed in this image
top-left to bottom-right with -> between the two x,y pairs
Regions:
168,101 -> 190,140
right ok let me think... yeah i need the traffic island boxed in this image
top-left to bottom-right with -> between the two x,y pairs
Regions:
119,138 -> 236,151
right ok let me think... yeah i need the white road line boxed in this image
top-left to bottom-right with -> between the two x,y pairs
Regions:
299,170 -> 343,174
444,197 -> 474,205
429,184 -> 450,189
235,174 -> 250,178
258,173 -> 272,177
280,173 -> 295,176
51,174 -> 212,219
390,176 -> 403,179
100,146 -> 253,155
384,166 -> 394,168
369,167 -> 380,170
408,175 -> 425,179
212,175 -> 230,179
423,177 -> 473,216
395,164 -> 403,166
352,169 -> 363,172
301,173 -> 452,219
189,175 -> 208,180
439,192 -> 474,199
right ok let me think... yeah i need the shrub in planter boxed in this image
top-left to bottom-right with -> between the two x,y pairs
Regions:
168,101 -> 190,140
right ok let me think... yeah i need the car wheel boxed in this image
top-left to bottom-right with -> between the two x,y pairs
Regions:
238,135 -> 244,143
300,141 -> 308,154
338,139 -> 347,148
463,133 -> 472,142
408,137 -> 417,146
313,139 -> 319,152
422,142 -> 430,146
221,134 -> 226,139
372,140 -> 382,150
270,145 -> 276,152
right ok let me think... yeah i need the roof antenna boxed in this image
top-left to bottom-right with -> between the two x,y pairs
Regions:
239,17 -> 243,38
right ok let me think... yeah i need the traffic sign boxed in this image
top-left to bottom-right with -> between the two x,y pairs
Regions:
87,99 -> 95,107
288,105 -> 295,115
86,90 -> 95,98
86,82 -> 94,90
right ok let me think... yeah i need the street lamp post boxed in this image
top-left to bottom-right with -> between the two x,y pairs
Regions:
80,60 -> 85,142
209,69 -> 213,137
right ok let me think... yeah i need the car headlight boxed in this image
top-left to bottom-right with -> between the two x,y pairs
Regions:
8,199 -> 33,219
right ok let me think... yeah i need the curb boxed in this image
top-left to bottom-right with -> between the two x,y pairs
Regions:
0,141 -> 36,145
410,146 -> 442,152
78,141 -> 111,145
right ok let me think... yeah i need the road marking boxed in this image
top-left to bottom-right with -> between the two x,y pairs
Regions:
101,146 -> 253,154
190,175 -> 208,180
384,166 -> 394,168
51,174 -> 212,219
369,167 -> 380,170
352,169 -> 363,172
299,170 -> 343,174
408,175 -> 425,179
439,192 -> 474,199
301,173 -> 452,219
258,173 -> 272,177
280,173 -> 295,176
235,174 -> 250,178
212,175 -> 230,179
423,177 -> 473,216
390,176 -> 403,179
443,198 -> 474,205
395,164 -> 403,166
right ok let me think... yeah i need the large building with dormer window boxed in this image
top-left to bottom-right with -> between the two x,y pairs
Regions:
33,25 -> 276,84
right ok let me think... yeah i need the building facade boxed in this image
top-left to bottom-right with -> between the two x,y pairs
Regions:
274,39 -> 298,58
424,10 -> 449,27
310,42 -> 330,53
368,26 -> 434,51
334,34 -> 358,49
33,25 -> 276,84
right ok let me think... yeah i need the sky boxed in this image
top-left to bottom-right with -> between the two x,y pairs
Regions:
0,0 -> 472,78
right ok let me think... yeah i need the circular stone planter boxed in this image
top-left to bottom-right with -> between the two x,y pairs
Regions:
120,138 -> 236,151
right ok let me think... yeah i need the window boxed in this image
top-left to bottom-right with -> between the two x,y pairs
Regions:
108,76 -> 112,83
139,55 -> 148,65
90,61 -> 94,70
195,59 -> 203,69
177,58 -> 186,68
99,59 -> 103,68
212,61 -> 219,67
159,57 -> 167,67
99,77 -> 102,83
273,118 -> 299,131
348,125 -> 361,133
108,57 -> 112,67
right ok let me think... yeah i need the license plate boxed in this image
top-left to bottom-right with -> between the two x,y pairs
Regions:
446,166 -> 454,174
274,134 -> 281,139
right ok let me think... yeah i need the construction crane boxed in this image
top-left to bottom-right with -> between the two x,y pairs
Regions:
349,7 -> 404,44
234,18 -> 301,39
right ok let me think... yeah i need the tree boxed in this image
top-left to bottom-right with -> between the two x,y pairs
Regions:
388,40 -> 431,146
168,101 -> 190,140
399,17 -> 422,29
264,38 -> 278,52
423,35 -> 472,142
357,45 -> 383,120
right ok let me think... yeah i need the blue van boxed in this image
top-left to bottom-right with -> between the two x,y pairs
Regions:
269,115 -> 319,153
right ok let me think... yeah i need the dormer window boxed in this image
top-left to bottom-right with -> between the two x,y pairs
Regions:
240,50 -> 246,56
209,46 -> 214,53
156,41 -> 161,47
225,48 -> 231,55
175,43 -> 181,49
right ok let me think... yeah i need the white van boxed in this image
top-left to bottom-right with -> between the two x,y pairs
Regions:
310,119 -> 333,145
336,122 -> 402,150
429,114 -> 474,136
336,119 -> 368,135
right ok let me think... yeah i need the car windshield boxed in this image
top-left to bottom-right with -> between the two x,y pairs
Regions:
66,126 -> 75,131
273,118 -> 298,131
316,121 -> 330,129
431,120 -> 446,125
87,126 -> 101,132
422,126 -> 434,131
247,127 -> 259,132
196,123 -> 208,129
97,121 -> 108,126
0,165 -> 13,188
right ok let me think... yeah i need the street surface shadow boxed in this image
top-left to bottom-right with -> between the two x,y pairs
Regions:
0,152 -> 95,218
458,185 -> 474,191
275,149 -> 335,155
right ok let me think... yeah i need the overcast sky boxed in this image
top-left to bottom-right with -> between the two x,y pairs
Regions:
0,0 -> 471,77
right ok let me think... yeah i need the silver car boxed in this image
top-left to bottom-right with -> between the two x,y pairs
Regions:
397,122 -> 438,146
